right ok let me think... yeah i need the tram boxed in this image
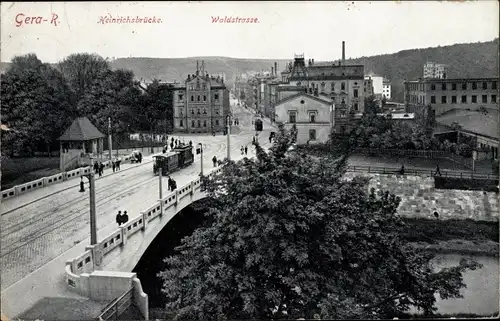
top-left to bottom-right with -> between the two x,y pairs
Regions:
153,143 -> 194,176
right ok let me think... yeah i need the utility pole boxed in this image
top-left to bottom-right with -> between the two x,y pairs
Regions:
198,143 -> 204,175
226,114 -> 231,161
108,117 -> 112,160
85,157 -> 97,245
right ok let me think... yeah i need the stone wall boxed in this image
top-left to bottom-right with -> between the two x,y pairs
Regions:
344,173 -> 499,222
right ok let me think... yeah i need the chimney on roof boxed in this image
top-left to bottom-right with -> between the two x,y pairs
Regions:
312,59 -> 314,65
271,67 -> 274,76
308,59 -> 311,66
274,62 -> 277,76
342,41 -> 345,66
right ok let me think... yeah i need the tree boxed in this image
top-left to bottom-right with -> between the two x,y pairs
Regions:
159,125 -> 480,320
58,53 -> 111,102
136,79 -> 174,135
1,54 -> 74,156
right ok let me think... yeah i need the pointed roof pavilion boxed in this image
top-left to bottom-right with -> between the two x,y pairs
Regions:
58,117 -> 105,141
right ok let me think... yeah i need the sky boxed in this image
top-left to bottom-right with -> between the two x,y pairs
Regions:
1,1 -> 498,63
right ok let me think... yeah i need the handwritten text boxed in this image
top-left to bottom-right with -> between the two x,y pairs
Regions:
15,13 -> 59,27
98,14 -> 163,24
211,16 -> 259,23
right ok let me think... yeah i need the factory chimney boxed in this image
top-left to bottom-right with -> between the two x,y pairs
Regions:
271,67 -> 274,76
274,62 -> 278,76
342,41 -> 345,66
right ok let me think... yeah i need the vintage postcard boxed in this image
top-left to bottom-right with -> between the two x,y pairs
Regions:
1,1 -> 499,320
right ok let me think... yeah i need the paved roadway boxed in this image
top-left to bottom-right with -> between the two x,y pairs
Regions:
0,97 -> 275,318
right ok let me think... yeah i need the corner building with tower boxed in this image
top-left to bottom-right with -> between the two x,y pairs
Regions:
172,61 -> 230,133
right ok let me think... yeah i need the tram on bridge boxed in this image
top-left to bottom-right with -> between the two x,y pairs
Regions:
153,144 -> 194,176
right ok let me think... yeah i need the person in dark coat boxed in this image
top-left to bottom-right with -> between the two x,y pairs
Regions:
168,177 -> 173,191
212,156 -> 217,167
117,159 -> 121,170
399,164 -> 405,175
122,211 -> 129,224
172,179 -> 177,191
244,146 -> 248,155
93,162 -> 99,174
252,136 -> 256,144
112,161 -> 116,172
435,164 -> 442,176
99,163 -> 104,177
116,211 -> 122,227
170,142 -> 174,150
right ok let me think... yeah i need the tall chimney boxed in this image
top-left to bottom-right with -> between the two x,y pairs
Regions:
274,62 -> 278,76
342,41 -> 345,65
271,67 -> 274,76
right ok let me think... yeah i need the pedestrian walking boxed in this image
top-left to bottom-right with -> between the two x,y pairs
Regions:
168,177 -> 174,191
112,161 -> 116,172
241,146 -> 244,155
117,159 -> 121,170
138,152 -> 142,163
93,162 -> 99,174
122,211 -> 129,224
252,136 -> 256,144
435,164 -> 442,176
116,211 -> 123,227
399,164 -> 405,175
217,159 -> 222,166
212,156 -> 217,167
269,135 -> 272,143
244,146 -> 248,155
170,142 -> 174,150
99,163 -> 104,177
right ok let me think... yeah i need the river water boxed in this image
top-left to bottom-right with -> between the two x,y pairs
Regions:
426,254 -> 499,316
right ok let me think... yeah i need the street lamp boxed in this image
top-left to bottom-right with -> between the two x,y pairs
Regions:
108,117 -> 113,160
226,114 -> 232,161
81,156 -> 97,245
158,160 -> 163,215
197,143 -> 204,175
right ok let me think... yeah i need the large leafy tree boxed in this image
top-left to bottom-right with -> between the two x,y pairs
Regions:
135,79 -> 174,135
159,125 -> 479,320
1,54 -> 75,156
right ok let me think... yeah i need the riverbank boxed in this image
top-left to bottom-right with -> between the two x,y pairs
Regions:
410,239 -> 499,257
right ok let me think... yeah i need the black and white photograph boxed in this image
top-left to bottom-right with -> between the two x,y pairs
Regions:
1,1 -> 499,320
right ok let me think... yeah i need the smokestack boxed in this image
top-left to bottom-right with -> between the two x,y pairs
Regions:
271,67 -> 274,76
342,41 -> 345,65
274,62 -> 277,76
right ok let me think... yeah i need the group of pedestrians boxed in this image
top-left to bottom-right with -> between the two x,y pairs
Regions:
93,162 -> 105,178
116,210 -> 129,227
167,176 -> 178,191
240,146 -> 248,156
112,159 -> 121,172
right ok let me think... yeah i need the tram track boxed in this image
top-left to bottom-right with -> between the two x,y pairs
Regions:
0,174 -> 158,257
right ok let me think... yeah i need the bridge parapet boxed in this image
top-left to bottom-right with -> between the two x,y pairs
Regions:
65,164 -> 224,293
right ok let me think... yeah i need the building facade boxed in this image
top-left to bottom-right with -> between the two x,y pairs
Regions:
274,92 -> 333,145
404,77 -> 498,115
364,76 -> 374,97
172,63 -> 230,133
382,78 -> 392,100
423,62 -> 447,79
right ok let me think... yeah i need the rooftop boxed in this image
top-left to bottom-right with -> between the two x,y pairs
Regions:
404,77 -> 498,83
435,108 -> 498,140
58,117 -> 105,141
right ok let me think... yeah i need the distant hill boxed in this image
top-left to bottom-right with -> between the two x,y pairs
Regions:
2,39 -> 498,102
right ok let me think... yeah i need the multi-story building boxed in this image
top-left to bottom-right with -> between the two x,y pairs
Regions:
403,77 -> 498,115
172,62 -> 230,133
278,41 -> 365,134
423,62 -> 447,79
274,92 -> 334,145
382,78 -> 392,100
364,76 -> 374,97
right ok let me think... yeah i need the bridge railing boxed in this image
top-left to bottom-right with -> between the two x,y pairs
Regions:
65,165 -> 224,290
2,151 -> 139,201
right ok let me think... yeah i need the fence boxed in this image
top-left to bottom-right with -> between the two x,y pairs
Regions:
346,165 -> 499,180
98,288 -> 133,321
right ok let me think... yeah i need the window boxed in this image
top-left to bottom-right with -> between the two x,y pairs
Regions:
300,100 -> 305,104
203,120 -> 207,127
461,95 -> 467,103
341,98 -> 345,104
203,109 -> 207,114
331,83 -> 335,90
203,95 -> 207,101
191,95 -> 194,102
492,95 -> 497,103
197,109 -> 200,114
289,112 -> 296,123
191,109 -> 194,114
202,84 -> 206,90
451,96 -> 457,103
431,84 -> 436,90
471,95 -> 477,103
179,109 -> 183,116
321,82 -> 325,88
354,103 -> 359,111
431,96 -> 436,104
353,89 -> 358,98
441,96 -> 447,104
341,82 -> 346,91
191,120 -> 195,127
179,119 -> 184,127
197,95 -> 201,102
215,109 -> 219,115
197,120 -> 201,128
309,113 -> 316,123
493,81 -> 497,90
178,94 -> 184,100
441,83 -> 446,91
452,83 -> 457,90
311,82 -> 315,88
309,129 -> 316,140
482,95 -> 487,103
340,125 -> 346,134
482,82 -> 488,90
462,83 -> 467,90
472,82 -> 477,90
214,93 -> 219,100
